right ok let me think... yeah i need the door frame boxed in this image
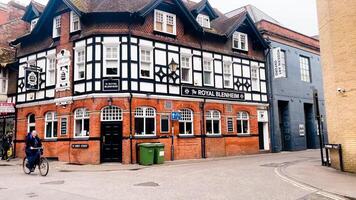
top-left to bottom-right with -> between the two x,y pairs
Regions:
100,121 -> 123,163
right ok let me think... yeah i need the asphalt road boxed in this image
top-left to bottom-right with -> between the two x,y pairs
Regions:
0,150 -> 352,200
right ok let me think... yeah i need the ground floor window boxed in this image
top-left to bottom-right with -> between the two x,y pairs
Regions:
135,107 -> 156,136
179,109 -> 193,135
45,112 -> 58,138
27,114 -> 35,133
206,110 -> 221,135
160,114 -> 169,133
237,111 -> 249,134
74,108 -> 90,137
227,117 -> 234,133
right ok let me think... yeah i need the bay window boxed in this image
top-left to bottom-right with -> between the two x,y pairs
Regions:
45,112 -> 58,139
206,110 -> 221,135
237,111 -> 249,135
179,109 -> 193,135
74,108 -> 90,137
223,62 -> 233,88
135,107 -> 156,136
140,48 -> 153,78
104,45 -> 120,76
75,48 -> 85,80
181,56 -> 192,83
203,60 -> 213,86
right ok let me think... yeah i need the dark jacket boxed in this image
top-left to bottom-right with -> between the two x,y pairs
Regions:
25,133 -> 42,154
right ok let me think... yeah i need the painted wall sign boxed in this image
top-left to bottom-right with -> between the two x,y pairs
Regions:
25,68 -> 40,91
71,144 -> 89,149
299,124 -> 305,136
0,103 -> 15,114
273,47 -> 286,78
103,79 -> 120,91
181,86 -> 245,101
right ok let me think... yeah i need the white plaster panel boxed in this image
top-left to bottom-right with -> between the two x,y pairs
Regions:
168,52 -> 179,65
131,45 -> 138,61
122,81 -> 128,90
259,63 -> 265,68
86,46 -> 93,62
19,64 -> 26,78
103,36 -> 120,43
95,45 -> 101,61
37,59 -> 45,71
233,64 -> 242,76
36,91 -> 44,99
122,44 -> 128,60
169,85 -> 179,94
47,49 -> 56,55
180,48 -> 191,55
253,94 -> 261,101
131,37 -> 138,44
214,54 -> 222,60
95,81 -> 101,90
214,60 -> 222,74
155,50 -> 167,65
95,37 -> 101,43
140,39 -> 153,47
18,94 -> 25,102
215,75 -> 223,88
87,38 -> 93,44
194,72 -> 202,86
37,52 -> 46,58
46,89 -> 55,98
193,50 -> 201,56
168,45 -> 179,52
233,58 -> 241,63
132,81 -> 138,91
261,95 -> 267,102
244,93 -> 251,101
76,40 -> 86,48
155,42 -> 166,49
202,52 -> 213,59
95,63 -> 101,78
74,84 -> 85,93
19,57 -> 27,63
121,37 -> 127,43
28,55 -> 36,61
261,82 -> 267,93
86,64 -> 92,79
86,82 -> 92,91
156,84 -> 167,93
242,65 -> 250,78
122,63 -> 128,78
140,82 -> 154,92
193,57 -> 202,71
242,59 -> 250,65
260,68 -> 266,80
131,63 -> 138,79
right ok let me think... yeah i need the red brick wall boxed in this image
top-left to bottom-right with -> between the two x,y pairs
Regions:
16,97 -> 261,164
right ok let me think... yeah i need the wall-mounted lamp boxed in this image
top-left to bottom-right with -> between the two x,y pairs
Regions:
337,88 -> 346,94
168,58 -> 179,73
108,97 -> 113,106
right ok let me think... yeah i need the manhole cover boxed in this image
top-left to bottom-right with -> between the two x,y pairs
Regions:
0,187 -> 7,190
260,163 -> 281,167
134,182 -> 159,187
40,180 -> 65,185
0,164 -> 12,167
129,168 -> 142,171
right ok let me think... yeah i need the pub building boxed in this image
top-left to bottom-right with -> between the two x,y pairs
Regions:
11,0 -> 270,164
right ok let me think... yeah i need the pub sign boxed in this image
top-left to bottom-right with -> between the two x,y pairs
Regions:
182,86 -> 245,101
25,67 -> 40,91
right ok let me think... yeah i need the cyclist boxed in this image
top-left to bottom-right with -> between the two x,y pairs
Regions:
25,130 -> 42,171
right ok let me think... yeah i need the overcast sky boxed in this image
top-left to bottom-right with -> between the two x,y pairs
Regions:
1,0 -> 319,36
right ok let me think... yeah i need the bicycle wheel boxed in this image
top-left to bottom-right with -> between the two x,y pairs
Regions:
23,157 -> 31,174
38,157 -> 49,176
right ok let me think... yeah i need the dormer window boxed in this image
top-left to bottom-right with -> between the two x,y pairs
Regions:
30,18 -> 38,31
154,10 -> 176,35
232,32 -> 248,51
70,11 -> 81,32
52,15 -> 61,38
196,14 -> 210,28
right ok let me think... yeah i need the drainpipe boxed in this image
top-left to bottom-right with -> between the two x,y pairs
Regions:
265,41 -> 276,153
200,99 -> 206,158
9,42 -> 18,158
128,14 -> 134,164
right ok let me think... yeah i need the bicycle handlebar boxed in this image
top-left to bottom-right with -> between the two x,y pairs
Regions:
30,147 -> 43,150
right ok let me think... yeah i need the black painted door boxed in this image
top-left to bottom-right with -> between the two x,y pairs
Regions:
101,122 -> 122,162
278,101 -> 292,151
258,122 -> 264,150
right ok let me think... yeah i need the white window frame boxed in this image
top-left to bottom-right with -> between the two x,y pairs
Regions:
179,109 -> 194,135
203,59 -> 214,86
0,68 -> 8,94
134,107 -> 156,136
196,14 -> 210,28
27,114 -> 36,133
60,117 -> 68,135
206,110 -> 221,135
237,111 -> 250,135
139,46 -> 153,79
103,43 -> 120,77
101,106 -> 123,122
52,15 -> 61,38
300,56 -> 311,82
70,11 -> 81,32
232,32 -> 248,51
160,114 -> 170,133
74,47 -> 86,81
45,112 -> 58,139
30,18 -> 38,31
46,55 -> 56,86
154,10 -> 177,35
251,64 -> 260,91
181,55 -> 192,84
227,117 -> 234,133
223,61 -> 233,88
74,108 -> 90,138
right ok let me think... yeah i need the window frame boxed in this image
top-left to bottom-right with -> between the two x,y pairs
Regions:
232,32 -> 248,51
139,46 -> 153,79
134,107 -> 156,136
300,56 -> 311,83
196,14 -> 210,28
181,55 -> 193,84
203,59 -> 214,86
160,114 -> 170,133
74,108 -> 90,138
70,11 -> 81,33
74,47 -> 86,81
27,114 -> 36,133
237,111 -> 250,135
251,64 -> 260,91
44,112 -> 58,139
103,43 -> 120,77
52,15 -> 61,38
101,106 -> 123,122
206,110 -> 221,135
179,109 -> 194,135
227,117 -> 234,133
46,55 -> 56,86
154,9 -> 177,35
223,61 -> 233,88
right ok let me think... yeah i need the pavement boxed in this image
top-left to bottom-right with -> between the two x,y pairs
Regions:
0,150 -> 355,200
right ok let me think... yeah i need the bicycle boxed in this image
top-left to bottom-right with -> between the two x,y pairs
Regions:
23,147 -> 49,176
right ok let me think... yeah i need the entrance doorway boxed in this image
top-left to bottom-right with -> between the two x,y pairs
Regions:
100,106 -> 123,163
278,101 -> 291,151
304,103 -> 316,149
258,122 -> 270,151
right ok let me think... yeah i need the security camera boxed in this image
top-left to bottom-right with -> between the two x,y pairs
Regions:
337,88 -> 346,93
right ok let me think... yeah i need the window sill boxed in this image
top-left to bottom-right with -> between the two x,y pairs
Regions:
237,134 -> 252,137
72,137 -> 90,141
43,138 -> 57,142
178,135 -> 195,138
134,136 -> 159,139
206,134 -> 223,138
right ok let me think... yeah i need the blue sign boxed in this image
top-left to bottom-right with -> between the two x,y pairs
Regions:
171,112 -> 181,121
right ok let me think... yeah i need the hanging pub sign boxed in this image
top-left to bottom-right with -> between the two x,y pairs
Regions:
103,79 -> 120,91
0,102 -> 15,114
25,66 -> 40,91
181,86 -> 245,101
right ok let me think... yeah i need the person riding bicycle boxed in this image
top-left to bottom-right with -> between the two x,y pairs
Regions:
25,130 -> 42,171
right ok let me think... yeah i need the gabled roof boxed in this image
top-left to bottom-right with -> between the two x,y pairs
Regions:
187,0 -> 218,20
22,1 -> 45,22
226,4 -> 281,25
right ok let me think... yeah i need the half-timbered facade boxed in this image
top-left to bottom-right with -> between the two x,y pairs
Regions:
12,0 -> 269,164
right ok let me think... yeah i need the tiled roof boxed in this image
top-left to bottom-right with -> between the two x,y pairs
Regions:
69,0 -> 152,13
226,4 -> 280,25
31,0 -> 45,13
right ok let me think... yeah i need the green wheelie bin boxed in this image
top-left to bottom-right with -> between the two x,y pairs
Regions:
138,143 -> 155,166
153,143 -> 165,164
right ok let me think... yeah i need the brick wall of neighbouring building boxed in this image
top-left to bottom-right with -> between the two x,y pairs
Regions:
317,0 -> 356,173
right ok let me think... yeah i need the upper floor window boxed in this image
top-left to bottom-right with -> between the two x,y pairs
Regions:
52,15 -> 61,38
196,14 -> 210,28
232,32 -> 248,51
154,10 -> 176,35
140,48 -> 153,79
30,18 -> 38,31
237,111 -> 249,135
203,59 -> 213,86
0,68 -> 7,94
251,64 -> 260,91
300,56 -> 311,82
135,107 -> 156,136
179,109 -> 193,135
75,48 -> 86,80
74,108 -> 90,138
206,110 -> 221,135
47,56 -> 56,86
181,56 -> 192,83
104,45 -> 120,77
70,11 -> 81,32
27,114 -> 36,133
223,62 -> 233,88
45,112 -> 58,139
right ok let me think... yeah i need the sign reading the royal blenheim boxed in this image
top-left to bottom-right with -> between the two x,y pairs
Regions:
182,86 -> 245,100
103,79 -> 120,91
25,67 -> 40,91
